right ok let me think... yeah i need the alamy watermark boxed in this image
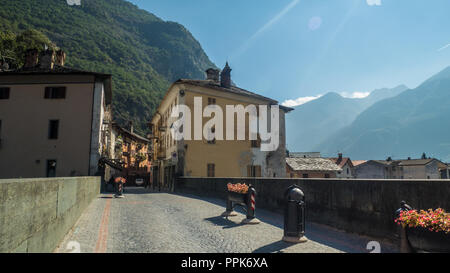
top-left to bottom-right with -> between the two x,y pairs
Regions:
168,97 -> 280,152
66,0 -> 81,6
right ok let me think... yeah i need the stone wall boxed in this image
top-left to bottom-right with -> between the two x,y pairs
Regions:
174,177 -> 450,241
0,177 -> 100,253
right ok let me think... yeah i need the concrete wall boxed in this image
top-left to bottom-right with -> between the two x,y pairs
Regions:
174,177 -> 450,241
0,176 -> 100,253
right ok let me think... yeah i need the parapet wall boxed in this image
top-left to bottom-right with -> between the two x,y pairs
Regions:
175,177 -> 450,241
0,177 -> 100,253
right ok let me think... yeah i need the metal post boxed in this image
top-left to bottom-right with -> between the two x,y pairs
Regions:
246,186 -> 256,219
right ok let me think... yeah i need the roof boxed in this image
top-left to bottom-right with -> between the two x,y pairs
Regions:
0,64 -> 111,77
352,160 -> 367,167
175,79 -> 294,111
286,157 -> 342,172
328,157 -> 353,168
397,158 -> 436,166
112,124 -> 150,143
0,65 -> 112,104
289,152 -> 321,158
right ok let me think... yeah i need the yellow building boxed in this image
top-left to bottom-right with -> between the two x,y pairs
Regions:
150,63 -> 292,189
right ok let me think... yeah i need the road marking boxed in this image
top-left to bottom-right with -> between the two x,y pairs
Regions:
94,198 -> 111,253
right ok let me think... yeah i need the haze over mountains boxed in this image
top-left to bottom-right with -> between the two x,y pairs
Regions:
287,66 -> 450,162
286,85 -> 408,153
317,66 -> 450,162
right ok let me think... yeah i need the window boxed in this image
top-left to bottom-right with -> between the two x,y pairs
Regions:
0,120 -> 2,147
251,135 -> 261,148
325,173 -> 330,178
0,87 -> 10,99
48,120 -> 59,139
207,97 -> 216,105
207,163 -> 215,177
346,168 -> 349,174
44,87 -> 66,99
303,173 -> 309,178
46,160 -> 57,177
247,165 -> 261,177
207,126 -> 216,144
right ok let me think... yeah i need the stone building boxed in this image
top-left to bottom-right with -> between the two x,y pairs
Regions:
326,153 -> 355,178
354,157 -> 448,179
286,157 -> 343,178
150,63 -> 293,189
0,49 -> 112,178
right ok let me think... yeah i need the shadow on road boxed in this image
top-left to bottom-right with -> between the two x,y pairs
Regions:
204,216 -> 243,229
252,240 -> 296,253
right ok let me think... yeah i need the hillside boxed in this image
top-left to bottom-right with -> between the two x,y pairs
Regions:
317,66 -> 450,161
0,0 -> 216,134
285,85 -> 408,152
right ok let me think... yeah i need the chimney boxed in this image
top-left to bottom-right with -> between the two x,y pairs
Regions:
337,153 -> 343,164
220,62 -> 232,88
205,68 -> 220,82
129,121 -> 134,134
38,49 -> 55,69
24,49 -> 39,68
55,50 -> 66,66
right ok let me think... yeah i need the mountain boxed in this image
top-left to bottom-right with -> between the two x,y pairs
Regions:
0,0 -> 216,134
285,85 -> 408,152
317,66 -> 450,161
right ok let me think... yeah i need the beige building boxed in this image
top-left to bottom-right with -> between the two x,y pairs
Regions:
0,49 -> 112,179
150,64 -> 293,188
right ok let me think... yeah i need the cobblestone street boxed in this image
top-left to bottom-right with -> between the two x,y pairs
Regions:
55,187 -> 397,253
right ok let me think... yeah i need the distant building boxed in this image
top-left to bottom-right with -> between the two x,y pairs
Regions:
327,153 -> 354,178
111,122 -> 152,186
355,157 -> 448,179
286,157 -> 342,178
0,49 -> 112,178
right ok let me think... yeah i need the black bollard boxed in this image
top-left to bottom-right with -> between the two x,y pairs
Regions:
282,185 -> 307,243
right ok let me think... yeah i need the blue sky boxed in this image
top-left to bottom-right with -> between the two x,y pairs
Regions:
129,0 -> 450,106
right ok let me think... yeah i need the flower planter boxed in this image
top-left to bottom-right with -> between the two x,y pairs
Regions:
406,227 -> 450,253
228,191 -> 247,205
222,184 -> 260,224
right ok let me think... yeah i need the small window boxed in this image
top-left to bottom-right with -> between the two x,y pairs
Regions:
303,173 -> 309,178
45,87 -> 66,99
0,87 -> 10,99
346,168 -> 349,174
207,97 -> 216,105
207,126 -> 216,144
207,163 -> 215,177
325,173 -> 330,178
48,120 -> 59,139
46,160 -> 57,177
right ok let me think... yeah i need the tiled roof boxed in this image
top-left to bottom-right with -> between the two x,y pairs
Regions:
352,160 -> 367,167
397,159 -> 435,166
286,157 -> 342,172
112,124 -> 150,143
176,79 -> 292,109
328,157 -> 352,168
0,65 -> 111,77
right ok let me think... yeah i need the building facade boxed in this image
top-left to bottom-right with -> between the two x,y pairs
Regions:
0,49 -> 112,179
150,64 -> 292,188
354,158 -> 448,179
327,153 -> 355,178
111,122 -> 152,186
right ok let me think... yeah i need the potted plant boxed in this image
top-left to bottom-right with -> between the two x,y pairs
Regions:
227,182 -> 249,204
395,208 -> 450,252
